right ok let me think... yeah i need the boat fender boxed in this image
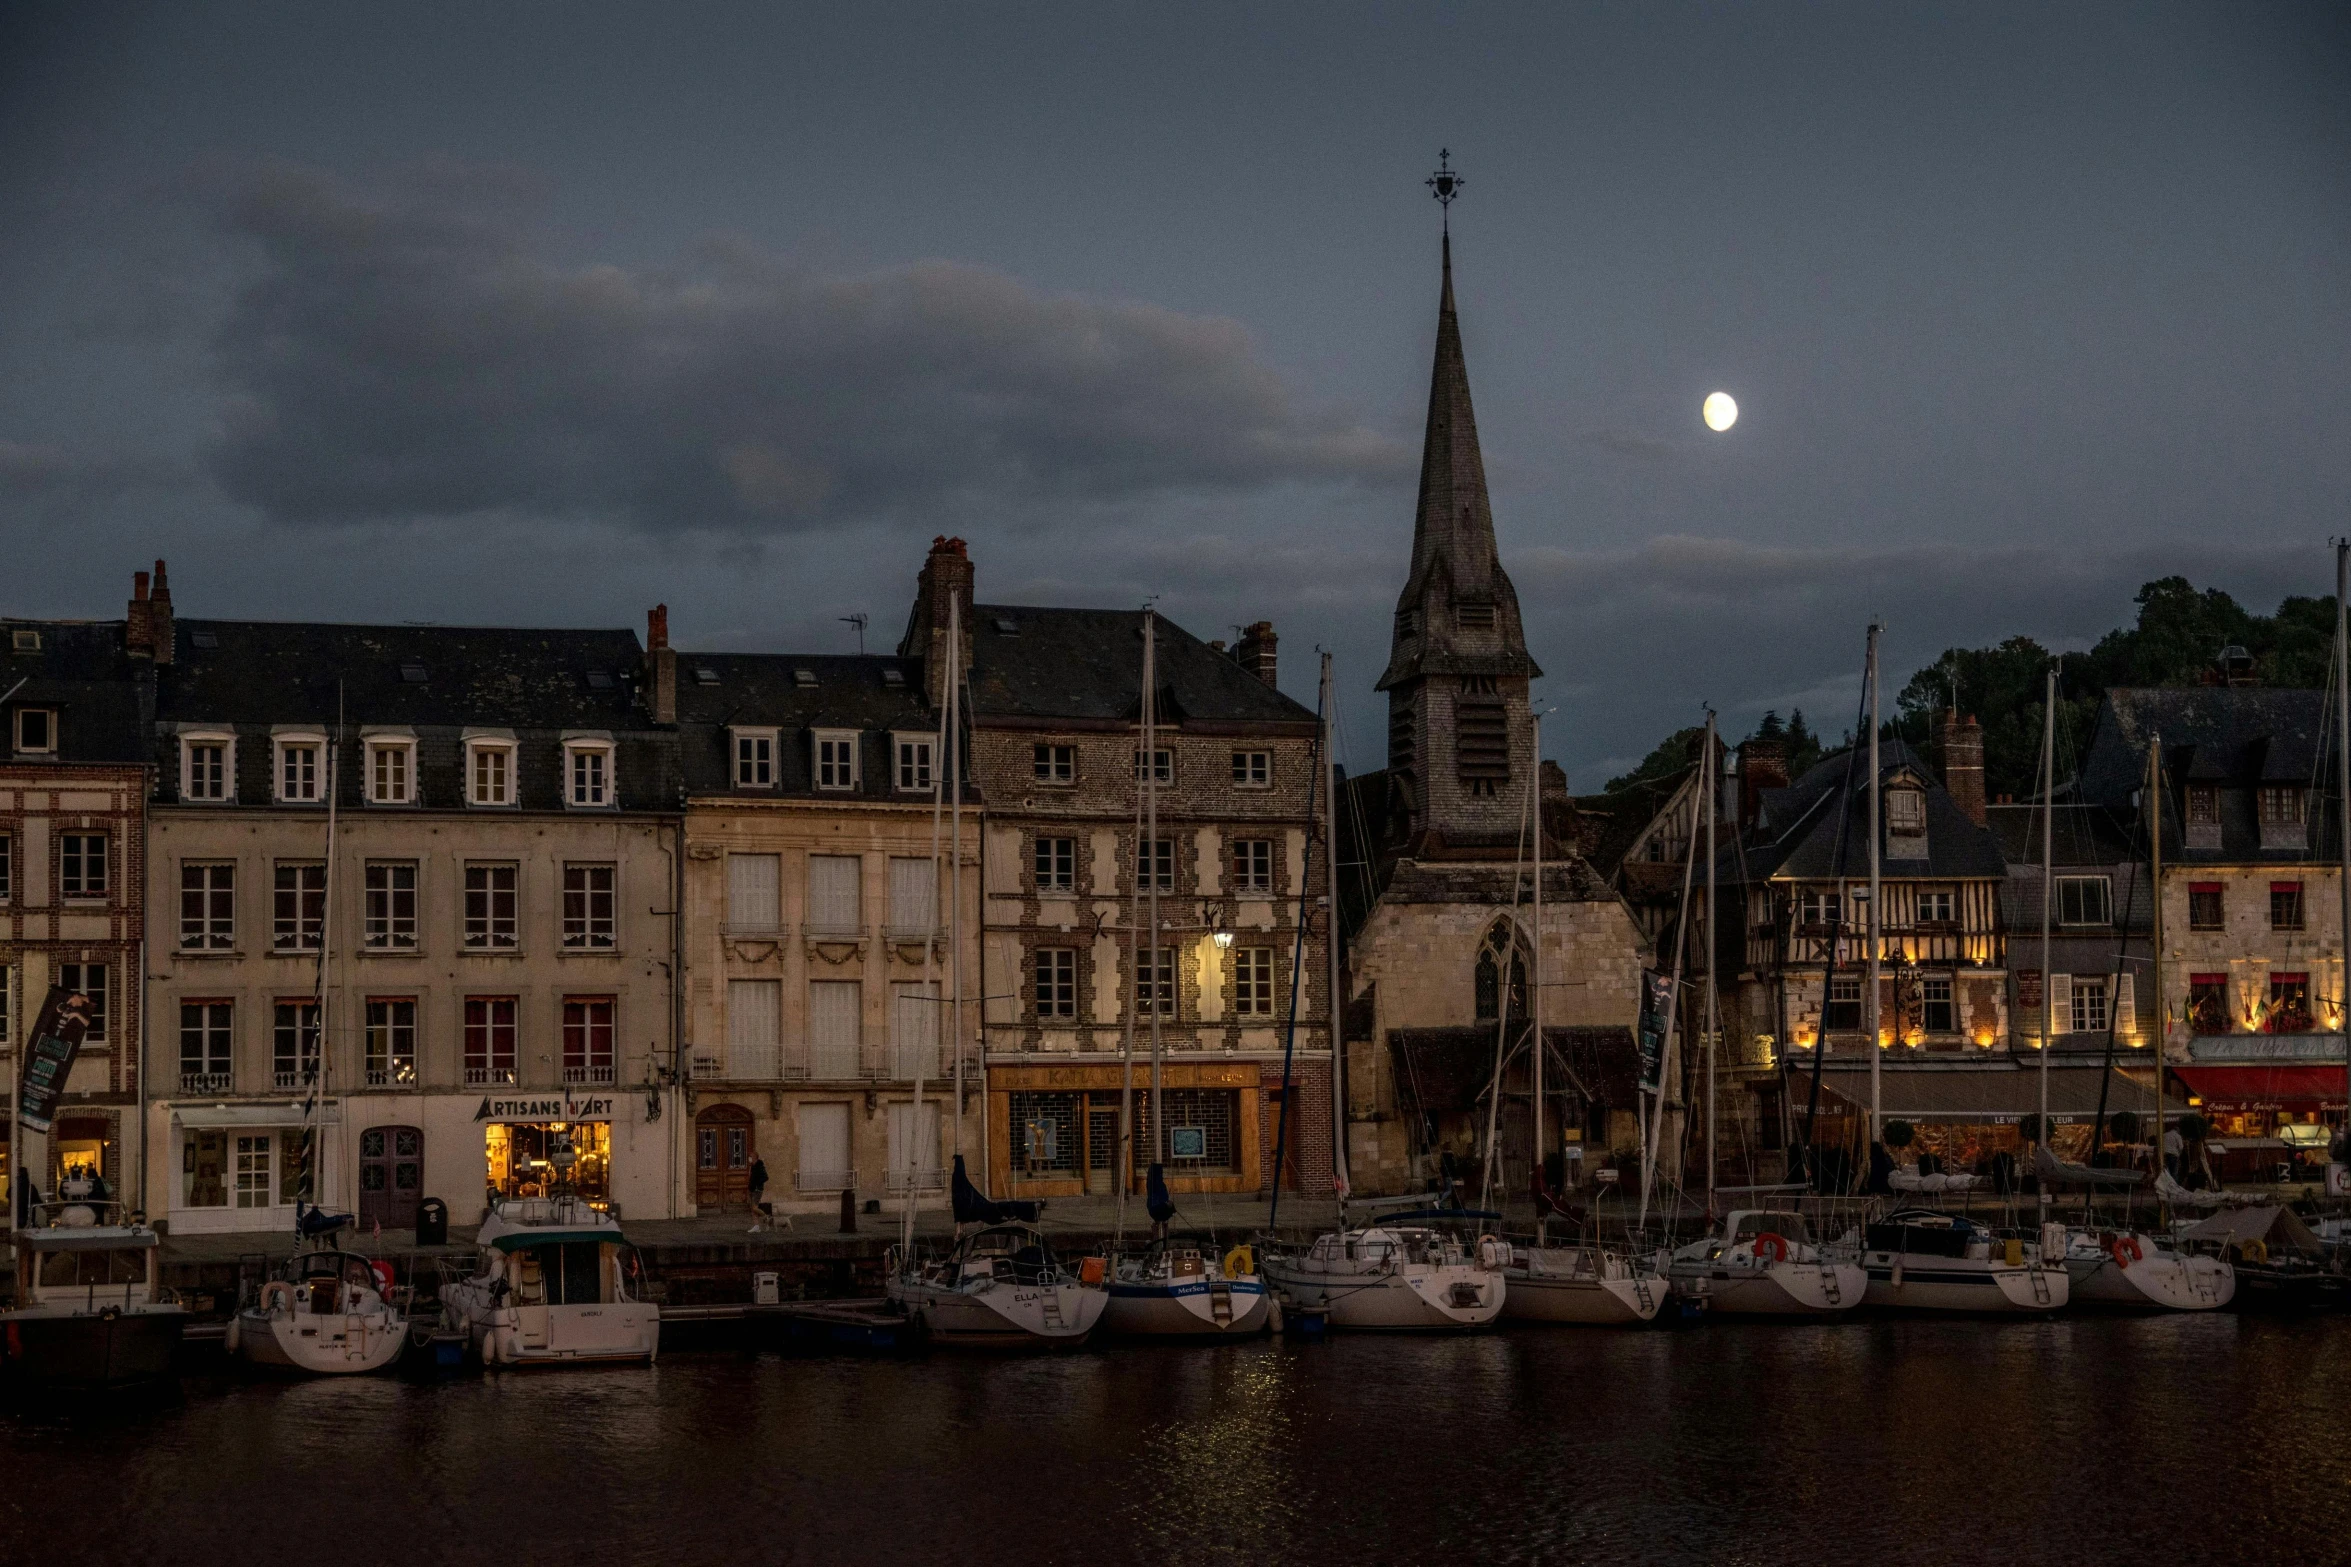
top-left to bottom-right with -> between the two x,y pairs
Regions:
2241,1239 -> 2269,1265
1477,1235 -> 1509,1271
224,1316 -> 242,1355
1077,1255 -> 1106,1287
1753,1232 -> 1790,1265
1223,1244 -> 1254,1280
492,1325 -> 518,1364
260,1281 -> 296,1316
2110,1236 -> 2144,1269
371,1260 -> 397,1298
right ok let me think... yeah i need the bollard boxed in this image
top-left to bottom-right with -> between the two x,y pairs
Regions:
839,1187 -> 857,1234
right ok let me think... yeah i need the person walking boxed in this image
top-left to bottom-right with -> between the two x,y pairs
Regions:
746,1155 -> 770,1233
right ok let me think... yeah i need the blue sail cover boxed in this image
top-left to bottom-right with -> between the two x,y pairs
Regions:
1145,1163 -> 1176,1225
296,1201 -> 355,1239
950,1155 -> 1040,1225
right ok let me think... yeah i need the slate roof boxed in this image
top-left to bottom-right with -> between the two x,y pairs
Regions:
1733,738 -> 2007,883
152,618 -> 676,811
674,651 -> 969,801
0,618 -> 149,766
966,605 -> 1314,731
2078,688 -> 2341,863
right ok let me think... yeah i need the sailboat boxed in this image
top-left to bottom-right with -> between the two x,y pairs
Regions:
1501,708 -> 1666,1325
1098,607 -> 1270,1337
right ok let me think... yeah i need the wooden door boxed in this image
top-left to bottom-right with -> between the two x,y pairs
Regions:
696,1104 -> 757,1210
358,1125 -> 423,1229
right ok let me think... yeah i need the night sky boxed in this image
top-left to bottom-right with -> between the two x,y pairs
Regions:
4,3 -> 2347,784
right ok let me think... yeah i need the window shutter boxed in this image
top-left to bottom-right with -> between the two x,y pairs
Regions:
2114,973 -> 2136,1038
808,855 -> 862,932
726,853 -> 781,931
797,1102 -> 851,1186
888,1101 -> 941,1185
891,981 -> 938,1077
727,979 -> 781,1078
808,980 -> 862,1075
888,856 -> 937,934
2048,973 -> 2073,1036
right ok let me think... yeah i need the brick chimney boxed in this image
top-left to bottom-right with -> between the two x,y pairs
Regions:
645,604 -> 676,724
1234,621 -> 1278,688
1941,710 -> 1986,826
147,559 -> 174,666
126,568 -> 152,659
1738,737 -> 1788,829
900,536 -> 975,708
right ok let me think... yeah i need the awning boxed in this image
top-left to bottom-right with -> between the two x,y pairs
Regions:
2172,1065 -> 2348,1111
1800,1060 -> 2166,1122
170,1103 -> 336,1130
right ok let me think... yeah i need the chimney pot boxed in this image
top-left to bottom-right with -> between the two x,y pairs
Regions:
644,603 -> 676,724
147,558 -> 175,665
1738,737 -> 1789,828
1940,708 -> 1987,827
647,604 -> 669,651
1235,619 -> 1278,688
901,537 -> 976,707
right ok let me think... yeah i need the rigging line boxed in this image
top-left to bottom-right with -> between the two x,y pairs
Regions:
1798,672 -> 1873,1194
1264,661 -> 1327,1239
1478,729 -> 1538,1205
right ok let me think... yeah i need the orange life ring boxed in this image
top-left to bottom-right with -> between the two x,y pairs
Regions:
259,1280 -> 296,1315
2110,1236 -> 2143,1269
1753,1232 -> 1790,1264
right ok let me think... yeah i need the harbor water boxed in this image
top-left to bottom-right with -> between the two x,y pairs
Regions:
7,1315 -> 2349,1566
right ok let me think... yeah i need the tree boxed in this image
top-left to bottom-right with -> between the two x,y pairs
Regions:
1606,724 -> 1706,793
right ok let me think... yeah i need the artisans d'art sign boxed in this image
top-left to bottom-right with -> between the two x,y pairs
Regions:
17,985 -> 96,1134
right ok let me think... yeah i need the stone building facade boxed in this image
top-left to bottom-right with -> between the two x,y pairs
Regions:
139,589 -> 684,1234
894,540 -> 1335,1202
1,600 -> 152,1229
675,636 -> 983,1218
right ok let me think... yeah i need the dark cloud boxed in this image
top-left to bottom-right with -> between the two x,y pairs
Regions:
207,166 -> 1407,533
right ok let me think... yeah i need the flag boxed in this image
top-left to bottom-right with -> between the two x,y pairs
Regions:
16,986 -> 95,1134
1636,970 -> 1676,1091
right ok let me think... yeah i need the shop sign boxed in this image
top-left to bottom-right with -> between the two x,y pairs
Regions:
1170,1126 -> 1207,1159
474,1093 -> 621,1124
17,986 -> 95,1134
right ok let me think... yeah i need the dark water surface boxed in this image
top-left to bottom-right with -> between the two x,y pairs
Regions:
7,1316 -> 2348,1566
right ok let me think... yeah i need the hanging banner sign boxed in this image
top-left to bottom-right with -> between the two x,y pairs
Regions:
1636,970 -> 1676,1091
17,986 -> 95,1134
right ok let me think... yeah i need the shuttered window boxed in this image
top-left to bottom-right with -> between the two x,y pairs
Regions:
888,1101 -> 943,1192
808,855 -> 862,933
726,853 -> 781,933
727,978 -> 781,1079
808,980 -> 862,1077
888,856 -> 937,935
891,981 -> 939,1078
797,1102 -> 853,1191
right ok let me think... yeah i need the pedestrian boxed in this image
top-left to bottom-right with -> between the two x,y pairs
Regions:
746,1155 -> 770,1233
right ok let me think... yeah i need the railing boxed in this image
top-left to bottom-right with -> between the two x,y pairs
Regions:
180,1071 -> 232,1093
791,1045 -> 863,1081
464,1065 -> 519,1085
887,1167 -> 947,1195
727,1041 -> 781,1080
803,922 -> 864,940
365,1063 -> 417,1088
563,1064 -> 617,1085
795,1166 -> 856,1193
880,1044 -> 940,1082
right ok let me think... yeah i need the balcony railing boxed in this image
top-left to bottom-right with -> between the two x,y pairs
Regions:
795,1166 -> 856,1193
563,1063 -> 617,1085
882,1044 -> 940,1082
180,1071 -> 232,1093
366,1063 -> 417,1088
727,1041 -> 781,1080
789,1045 -> 863,1081
464,1065 -> 519,1086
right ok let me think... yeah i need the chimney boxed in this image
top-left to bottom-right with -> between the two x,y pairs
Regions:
646,604 -> 676,724
900,536 -> 975,708
1738,737 -> 1788,829
1941,710 -> 1986,827
148,559 -> 174,666
126,568 -> 152,659
1235,620 -> 1278,688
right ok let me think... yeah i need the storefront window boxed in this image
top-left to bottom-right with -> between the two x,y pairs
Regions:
1158,1088 -> 1240,1175
184,1129 -> 227,1207
1009,1090 -> 1083,1178
233,1134 -> 273,1209
50,1117 -> 114,1197
485,1121 -> 611,1205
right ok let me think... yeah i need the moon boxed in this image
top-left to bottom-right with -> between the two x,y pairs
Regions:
1703,392 -> 1739,432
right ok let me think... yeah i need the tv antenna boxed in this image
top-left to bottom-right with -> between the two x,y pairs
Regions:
842,612 -> 868,655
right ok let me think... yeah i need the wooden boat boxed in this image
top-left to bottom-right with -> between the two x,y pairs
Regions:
1,1200 -> 186,1390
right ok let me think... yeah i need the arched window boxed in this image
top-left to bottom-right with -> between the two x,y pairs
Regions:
1474,919 -> 1529,1023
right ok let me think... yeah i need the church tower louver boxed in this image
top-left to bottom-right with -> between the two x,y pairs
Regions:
1377,230 -> 1541,852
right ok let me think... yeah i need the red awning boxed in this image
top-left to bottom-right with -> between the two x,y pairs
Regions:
2172,1064 -> 2349,1111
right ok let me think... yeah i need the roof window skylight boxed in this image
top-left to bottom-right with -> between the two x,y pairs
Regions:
586,670 -> 615,689
794,668 -> 817,688
881,668 -> 905,687
399,662 -> 428,684
694,667 -> 721,685
189,630 -> 219,649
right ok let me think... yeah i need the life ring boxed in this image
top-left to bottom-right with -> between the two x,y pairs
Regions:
2110,1236 -> 2144,1269
2240,1239 -> 2270,1265
1222,1244 -> 1255,1279
259,1281 -> 296,1315
1753,1232 -> 1791,1264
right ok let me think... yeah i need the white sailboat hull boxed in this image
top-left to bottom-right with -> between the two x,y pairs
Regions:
1500,1267 -> 1658,1325
1262,1258 -> 1504,1331
1862,1257 -> 2068,1313
889,1275 -> 1107,1347
1099,1278 -> 1270,1337
230,1306 -> 406,1374
1672,1261 -> 1866,1317
2065,1249 -> 2234,1311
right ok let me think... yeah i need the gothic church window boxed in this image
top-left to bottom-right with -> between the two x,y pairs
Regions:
1473,919 -> 1529,1023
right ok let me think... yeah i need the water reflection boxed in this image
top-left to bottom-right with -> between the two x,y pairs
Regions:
7,1320 -> 2350,1566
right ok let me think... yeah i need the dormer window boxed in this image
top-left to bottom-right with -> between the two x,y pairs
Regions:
814,730 -> 860,791
13,708 -> 54,754
2260,786 -> 2305,825
181,731 -> 235,802
896,734 -> 935,792
275,734 -> 325,803
2188,785 -> 2219,824
366,735 -> 416,805
466,736 -> 517,807
565,740 -> 615,808
1886,789 -> 1925,835
733,728 -> 776,789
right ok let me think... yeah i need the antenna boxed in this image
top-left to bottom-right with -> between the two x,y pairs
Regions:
842,612 -> 868,655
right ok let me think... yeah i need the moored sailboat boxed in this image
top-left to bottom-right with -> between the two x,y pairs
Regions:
1261,1219 -> 1507,1331
229,1243 -> 409,1373
1859,1208 -> 2069,1313
1667,1209 -> 1864,1316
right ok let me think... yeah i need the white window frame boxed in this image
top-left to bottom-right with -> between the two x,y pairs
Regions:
1232,750 -> 1273,789
60,831 -> 109,900
1133,748 -> 1175,786
466,737 -> 517,808
894,733 -> 935,793
1886,789 -> 1925,834
180,729 -> 236,803
14,707 -> 56,755
564,739 -> 615,809
274,732 -> 326,804
1033,744 -> 1075,785
365,736 -> 416,806
814,729 -> 860,792
732,727 -> 777,790
2057,875 -> 2112,928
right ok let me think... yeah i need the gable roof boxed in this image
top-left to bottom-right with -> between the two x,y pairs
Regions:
2080,687 -> 2328,807
674,651 -> 959,799
965,604 -> 1314,731
1733,737 -> 2006,882
0,618 -> 149,765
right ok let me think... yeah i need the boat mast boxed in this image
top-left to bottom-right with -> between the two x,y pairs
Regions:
2038,663 -> 2056,1203
308,688 -> 342,1218
1113,611 -> 1145,1244
2336,540 -> 2350,1153
1531,710 -> 1545,1246
1323,650 -> 1350,1218
1703,710 -> 1719,1211
948,596 -> 965,1171
905,602 -> 951,1264
1866,623 -> 1881,1157
1144,609 -> 1164,1182
2149,730 -> 2164,1203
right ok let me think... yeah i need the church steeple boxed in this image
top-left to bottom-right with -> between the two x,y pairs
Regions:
1378,191 -> 1540,851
